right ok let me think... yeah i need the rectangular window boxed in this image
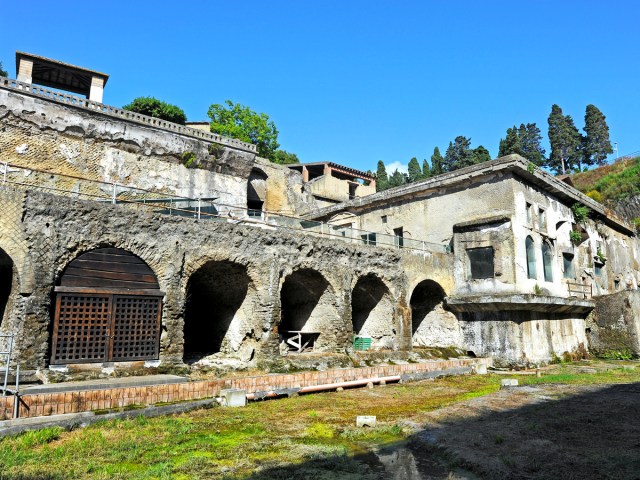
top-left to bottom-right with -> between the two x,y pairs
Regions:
381,215 -> 388,224
361,233 -> 376,246
526,203 -> 533,225
467,247 -> 494,279
562,253 -> 575,279
594,263 -> 602,276
539,208 -> 546,231
394,227 -> 404,248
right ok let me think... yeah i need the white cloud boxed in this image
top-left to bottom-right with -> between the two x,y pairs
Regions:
386,161 -> 408,174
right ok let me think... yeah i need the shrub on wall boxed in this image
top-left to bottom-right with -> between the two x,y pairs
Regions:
122,97 -> 187,125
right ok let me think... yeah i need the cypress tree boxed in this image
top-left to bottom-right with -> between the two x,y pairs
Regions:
407,157 -> 422,182
519,123 -> 546,166
0,62 -> 7,77
387,170 -> 407,188
498,126 -> 520,157
376,160 -> 388,191
584,104 -> 613,166
471,146 -> 491,164
422,159 -> 431,179
431,147 -> 444,176
548,105 -> 582,174
443,136 -> 473,172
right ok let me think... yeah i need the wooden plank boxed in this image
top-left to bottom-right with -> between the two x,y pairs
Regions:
55,286 -> 164,296
80,251 -> 146,264
62,266 -> 158,285
60,276 -> 158,290
71,259 -> 154,275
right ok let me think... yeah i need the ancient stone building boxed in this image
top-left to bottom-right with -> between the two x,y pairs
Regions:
0,54 -> 638,381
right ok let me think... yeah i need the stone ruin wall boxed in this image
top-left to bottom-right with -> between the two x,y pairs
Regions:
0,87 -> 315,215
0,189 -> 413,377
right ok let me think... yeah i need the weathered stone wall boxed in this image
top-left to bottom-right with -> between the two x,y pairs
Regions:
586,290 -> 640,357
512,179 -> 639,298
458,310 -> 588,366
0,189 -> 409,375
341,172 -> 516,248
0,87 -> 316,215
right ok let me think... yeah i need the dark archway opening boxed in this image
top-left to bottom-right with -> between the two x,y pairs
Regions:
410,280 -> 446,336
183,261 -> 250,361
280,269 -> 328,333
0,249 -> 14,327
247,169 -> 268,216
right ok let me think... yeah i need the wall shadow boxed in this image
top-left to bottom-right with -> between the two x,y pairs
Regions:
279,269 -> 328,333
351,274 -> 388,334
410,280 -> 446,335
183,260 -> 250,361
0,248 -> 13,327
230,381 -> 640,480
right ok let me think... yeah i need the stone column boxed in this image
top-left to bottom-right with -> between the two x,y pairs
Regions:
302,166 -> 309,182
17,59 -> 33,83
89,76 -> 105,103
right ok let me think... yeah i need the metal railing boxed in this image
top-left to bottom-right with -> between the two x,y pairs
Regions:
0,76 -> 256,153
0,161 -> 449,254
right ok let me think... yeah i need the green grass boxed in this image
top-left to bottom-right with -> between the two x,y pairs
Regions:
0,364 -> 638,479
572,156 -> 640,203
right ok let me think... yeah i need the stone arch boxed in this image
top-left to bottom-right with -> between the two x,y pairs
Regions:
410,279 -> 460,347
279,268 -> 340,352
183,259 -> 258,362
247,168 -> 268,215
51,247 -> 163,365
0,247 -> 18,330
351,274 -> 395,349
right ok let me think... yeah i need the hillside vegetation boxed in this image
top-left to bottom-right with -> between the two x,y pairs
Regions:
571,156 -> 640,203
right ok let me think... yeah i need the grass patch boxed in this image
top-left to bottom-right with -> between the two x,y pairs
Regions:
1,363 -> 639,478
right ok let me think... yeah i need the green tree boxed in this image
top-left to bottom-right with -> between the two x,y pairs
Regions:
443,136 -> 473,172
519,123 -> 546,166
407,157 -> 422,182
122,97 -> 187,125
583,104 -> 613,167
498,126 -> 520,157
499,123 -> 545,166
422,159 -> 431,179
471,145 -> 491,164
272,150 -> 300,165
376,160 -> 388,192
0,62 -> 7,77
388,169 -> 407,188
430,147 -> 444,176
207,100 -> 279,160
548,104 -> 582,174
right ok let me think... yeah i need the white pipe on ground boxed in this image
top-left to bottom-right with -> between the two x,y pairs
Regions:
245,375 -> 401,401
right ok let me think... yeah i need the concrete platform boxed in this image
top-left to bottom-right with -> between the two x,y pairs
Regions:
20,374 -> 187,395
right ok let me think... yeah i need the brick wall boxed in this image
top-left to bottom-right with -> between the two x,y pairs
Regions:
0,358 -> 491,419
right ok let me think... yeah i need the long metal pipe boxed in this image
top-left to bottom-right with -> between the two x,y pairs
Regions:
245,375 -> 401,401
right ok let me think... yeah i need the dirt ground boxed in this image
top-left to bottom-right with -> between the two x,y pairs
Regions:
387,364 -> 640,480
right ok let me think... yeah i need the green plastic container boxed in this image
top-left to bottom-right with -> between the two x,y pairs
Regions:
353,336 -> 372,351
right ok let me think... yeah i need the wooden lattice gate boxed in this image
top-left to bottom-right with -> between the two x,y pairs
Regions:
51,248 -> 163,365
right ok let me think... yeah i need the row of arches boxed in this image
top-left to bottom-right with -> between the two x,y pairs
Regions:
0,246 -> 450,366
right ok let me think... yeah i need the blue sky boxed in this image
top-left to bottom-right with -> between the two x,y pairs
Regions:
2,1 -> 638,173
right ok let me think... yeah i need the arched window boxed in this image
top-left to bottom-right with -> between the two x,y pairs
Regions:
526,236 -> 537,279
542,241 -> 554,282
